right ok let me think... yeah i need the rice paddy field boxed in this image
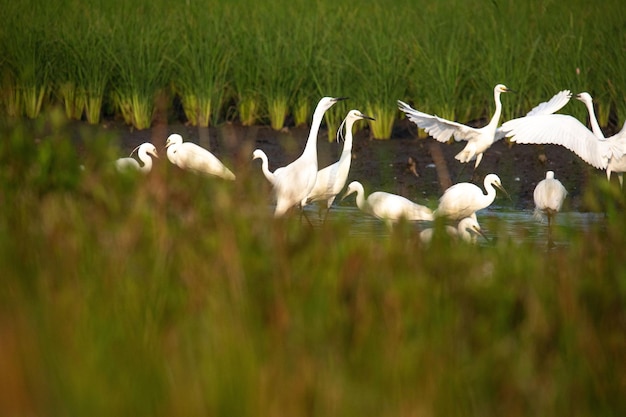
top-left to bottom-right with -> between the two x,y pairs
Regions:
2,0 -> 626,416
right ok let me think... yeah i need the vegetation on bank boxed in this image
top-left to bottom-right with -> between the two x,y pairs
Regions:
1,0 -> 625,138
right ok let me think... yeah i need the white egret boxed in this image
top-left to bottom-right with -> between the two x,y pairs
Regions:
501,95 -> 626,176
576,92 -> 626,187
165,133 -> 236,180
115,142 -> 158,173
398,87 -> 573,169
398,84 -> 512,169
252,149 -> 279,185
420,216 -> 486,244
533,171 -> 567,228
305,109 -> 375,217
435,173 -> 508,220
272,96 -> 347,217
342,181 -> 433,227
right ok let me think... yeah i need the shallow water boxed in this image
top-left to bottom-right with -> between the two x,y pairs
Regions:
302,204 -> 605,248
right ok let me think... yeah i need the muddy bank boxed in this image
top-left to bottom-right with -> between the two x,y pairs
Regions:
109,117 -> 603,211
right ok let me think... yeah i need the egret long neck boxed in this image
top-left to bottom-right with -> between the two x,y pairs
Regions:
139,149 -> 152,172
583,99 -> 604,138
260,155 -> 275,182
302,105 -> 327,157
353,184 -> 366,211
487,90 -> 504,130
339,119 -> 356,160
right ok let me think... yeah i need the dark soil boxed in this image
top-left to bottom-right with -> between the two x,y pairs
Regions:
111,117 -> 607,212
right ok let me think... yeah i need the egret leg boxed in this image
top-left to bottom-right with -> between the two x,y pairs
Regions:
619,173 -> 624,189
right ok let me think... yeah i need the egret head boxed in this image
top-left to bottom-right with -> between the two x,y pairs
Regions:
486,173 -> 511,200
341,181 -> 360,201
546,171 -> 555,180
146,144 -> 159,158
575,92 -> 593,104
252,149 -> 265,161
460,217 -> 489,243
316,96 -> 348,114
494,84 -> 512,94
165,134 -> 183,148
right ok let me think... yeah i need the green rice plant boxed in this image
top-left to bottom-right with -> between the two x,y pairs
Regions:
106,7 -> 173,130
227,7 -> 264,126
173,7 -> 231,127
0,2 -> 52,119
344,5 -> 413,139
252,5 -> 311,131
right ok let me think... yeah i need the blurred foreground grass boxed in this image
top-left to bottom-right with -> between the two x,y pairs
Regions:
1,112 -> 626,416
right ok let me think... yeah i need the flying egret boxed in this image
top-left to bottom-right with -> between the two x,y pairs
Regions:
305,109 -> 375,218
271,96 -> 347,217
501,95 -> 626,179
252,149 -> 279,185
420,216 -> 486,244
398,84 -> 513,169
435,173 -> 509,220
115,142 -> 159,173
576,92 -> 626,187
398,88 -> 573,170
533,171 -> 567,228
165,133 -> 236,180
342,181 -> 433,227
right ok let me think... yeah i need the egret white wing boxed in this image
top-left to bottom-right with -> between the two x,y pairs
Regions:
398,100 -> 477,143
501,114 -> 616,169
525,90 -> 572,117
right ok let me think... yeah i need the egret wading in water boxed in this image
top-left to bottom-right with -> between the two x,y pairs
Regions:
420,216 -> 487,244
534,171 -> 567,226
165,133 -> 236,180
398,84 -> 513,169
435,173 -> 509,221
305,109 -> 375,220
271,96 -> 347,218
342,181 -> 433,228
501,93 -> 626,184
115,142 -> 159,173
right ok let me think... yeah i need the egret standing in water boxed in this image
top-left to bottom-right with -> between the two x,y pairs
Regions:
534,171 -> 567,227
165,134 -> 236,180
271,96 -> 347,217
435,173 -> 509,221
305,109 -> 375,219
398,84 -> 513,169
342,181 -> 433,228
115,142 -> 159,174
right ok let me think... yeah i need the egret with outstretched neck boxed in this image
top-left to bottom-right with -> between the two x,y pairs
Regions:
271,96 -> 347,217
306,109 -> 375,218
342,181 -> 433,227
165,134 -> 236,180
115,142 -> 159,173
435,173 -> 509,220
